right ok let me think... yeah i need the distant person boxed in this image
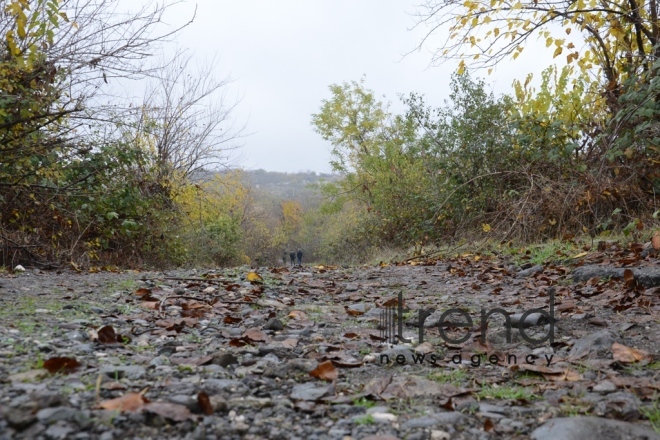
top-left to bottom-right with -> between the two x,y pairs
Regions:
282,251 -> 287,266
289,251 -> 296,266
296,249 -> 303,266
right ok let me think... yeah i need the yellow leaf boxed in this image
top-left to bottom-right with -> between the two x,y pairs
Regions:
457,60 -> 466,75
483,16 -> 492,24
512,51 -> 520,60
553,47 -> 563,58
549,218 -> 557,225
488,68 -> 493,75
571,252 -> 588,259
246,272 -> 263,283
494,27 -> 500,37
482,223 -> 492,232
566,27 -> 571,34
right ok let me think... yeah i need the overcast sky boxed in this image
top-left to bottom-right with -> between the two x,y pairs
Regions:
157,0 -> 552,173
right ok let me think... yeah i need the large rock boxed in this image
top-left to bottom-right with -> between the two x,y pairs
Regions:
568,330 -> 614,360
531,416 -> 660,440
573,265 -> 660,287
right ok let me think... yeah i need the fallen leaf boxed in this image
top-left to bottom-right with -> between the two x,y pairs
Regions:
288,310 -> 308,320
653,234 -> 660,250
223,315 -> 242,324
169,355 -> 214,366
612,342 -> 651,363
247,272 -> 263,284
363,374 -> 393,397
43,357 -> 81,374
99,392 -> 148,412
134,288 -> 152,297
198,392 -> 213,415
623,269 -> 637,289
101,381 -> 127,391
97,325 -> 118,344
140,301 -> 159,310
242,328 -> 268,343
310,360 -> 338,381
143,402 -> 192,422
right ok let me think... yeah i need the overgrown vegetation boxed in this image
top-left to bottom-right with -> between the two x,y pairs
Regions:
2,0 -> 658,269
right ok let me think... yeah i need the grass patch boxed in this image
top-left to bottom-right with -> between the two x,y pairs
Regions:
559,401 -> 592,417
503,239 -> 581,266
354,414 -> 376,425
352,397 -> 376,409
477,384 -> 536,401
640,398 -> 660,433
429,368 -> 467,386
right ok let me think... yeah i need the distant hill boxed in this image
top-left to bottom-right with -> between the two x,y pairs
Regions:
240,169 -> 340,202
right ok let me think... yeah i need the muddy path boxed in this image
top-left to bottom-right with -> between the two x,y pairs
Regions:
0,248 -> 659,439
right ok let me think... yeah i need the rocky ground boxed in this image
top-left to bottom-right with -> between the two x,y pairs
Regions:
0,243 -> 659,440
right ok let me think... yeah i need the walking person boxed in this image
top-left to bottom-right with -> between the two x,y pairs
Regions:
289,251 -> 296,267
296,248 -> 303,266
282,251 -> 287,266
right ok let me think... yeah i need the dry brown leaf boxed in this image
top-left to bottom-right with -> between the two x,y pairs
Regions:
281,339 -> 298,348
612,342 -> 651,363
363,374 -> 393,397
101,381 -> 127,391
288,310 -> 308,320
653,234 -> 660,250
140,301 -> 159,310
169,355 -> 214,366
134,288 -> 152,297
228,338 -> 247,347
98,392 -> 148,412
243,328 -> 268,343
198,392 -> 213,415
97,325 -> 117,344
143,402 -> 192,422
43,357 -> 81,374
623,269 -> 637,289
310,360 -> 338,382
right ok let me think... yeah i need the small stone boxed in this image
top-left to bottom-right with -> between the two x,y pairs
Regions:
211,352 -> 238,368
99,365 -> 146,380
517,265 -> 544,278
510,312 -> 552,328
43,421 -> 74,440
431,431 -> 451,440
6,408 -> 37,430
209,395 -> 227,412
370,412 -> 397,422
263,318 -> 284,331
592,380 -> 617,393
